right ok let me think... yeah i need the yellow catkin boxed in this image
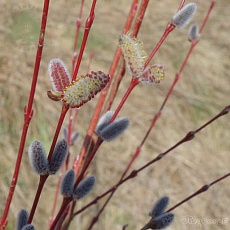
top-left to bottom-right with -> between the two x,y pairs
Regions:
63,71 -> 110,108
119,34 -> 147,77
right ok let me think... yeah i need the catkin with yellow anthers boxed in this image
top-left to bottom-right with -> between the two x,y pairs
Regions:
119,34 -> 146,77
140,65 -> 165,84
62,71 -> 110,108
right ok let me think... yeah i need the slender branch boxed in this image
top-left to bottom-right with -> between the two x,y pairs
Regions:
73,105 -> 230,217
103,0 -> 147,112
177,0 -> 186,11
79,2 -> 217,227
74,138 -> 103,189
167,171 -> 230,213
70,0 -> 98,179
49,1 -> 86,224
49,166 -> 65,228
27,104 -> 69,226
28,175 -> 48,223
72,0 -> 85,75
0,1 -> 50,228
50,137 -> 103,230
132,0 -> 149,37
48,105 -> 69,161
119,106 -> 230,189
49,198 -> 72,230
75,0 -> 139,181
110,77 -> 139,122
144,23 -> 175,68
141,0 -> 216,147
72,0 -> 97,81
199,0 -> 216,33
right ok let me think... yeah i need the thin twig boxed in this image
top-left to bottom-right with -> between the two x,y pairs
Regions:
0,0 -> 50,228
167,171 -> 230,213
73,105 -> 230,218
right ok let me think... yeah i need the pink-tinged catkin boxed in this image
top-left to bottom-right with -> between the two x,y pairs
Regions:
171,3 -> 197,29
63,71 -> 110,108
49,139 -> 68,175
119,34 -> 146,77
119,35 -> 165,84
140,65 -> 165,84
73,176 -> 96,200
16,209 -> 28,230
28,140 -> 49,175
48,58 -> 71,93
61,169 -> 76,198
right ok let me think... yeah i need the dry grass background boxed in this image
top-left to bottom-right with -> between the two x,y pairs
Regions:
0,0 -> 230,229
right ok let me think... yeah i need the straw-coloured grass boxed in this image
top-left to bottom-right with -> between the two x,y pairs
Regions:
0,0 -> 229,229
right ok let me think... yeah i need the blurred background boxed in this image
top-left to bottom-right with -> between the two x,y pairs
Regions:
0,0 -> 230,229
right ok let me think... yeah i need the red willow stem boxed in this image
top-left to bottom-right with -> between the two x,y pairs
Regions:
61,49 -> 94,228
67,109 -> 74,146
74,138 -> 103,188
107,0 -> 184,122
48,105 -> 69,161
73,105 -> 230,217
177,0 -> 186,11
98,0 -> 139,113
110,77 -> 139,122
141,0 -> 216,145
68,125 -> 230,230
140,40 -> 198,146
68,0 -> 85,171
72,54 -> 93,175
87,51 -> 94,73
167,171 -> 230,213
96,0 -> 139,117
125,0 -> 139,34
122,107 -> 230,184
49,168 -> 63,227
74,0 -> 138,178
49,106 -> 78,227
72,0 -> 85,75
86,1 -> 216,227
103,0 -> 147,113
142,0 -> 185,69
27,105 -> 69,225
68,0 -> 97,179
132,0 -> 149,36
95,9 -> 177,165
28,175 -> 48,224
144,23 -> 175,68
199,0 -> 216,34
72,1 -> 217,221
87,2 -> 190,227
103,61 -> 126,112
72,0 -> 97,81
50,138 -> 103,230
143,0 -> 186,69
0,0 -> 50,228
105,0 -> 182,170
50,197 -> 72,230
